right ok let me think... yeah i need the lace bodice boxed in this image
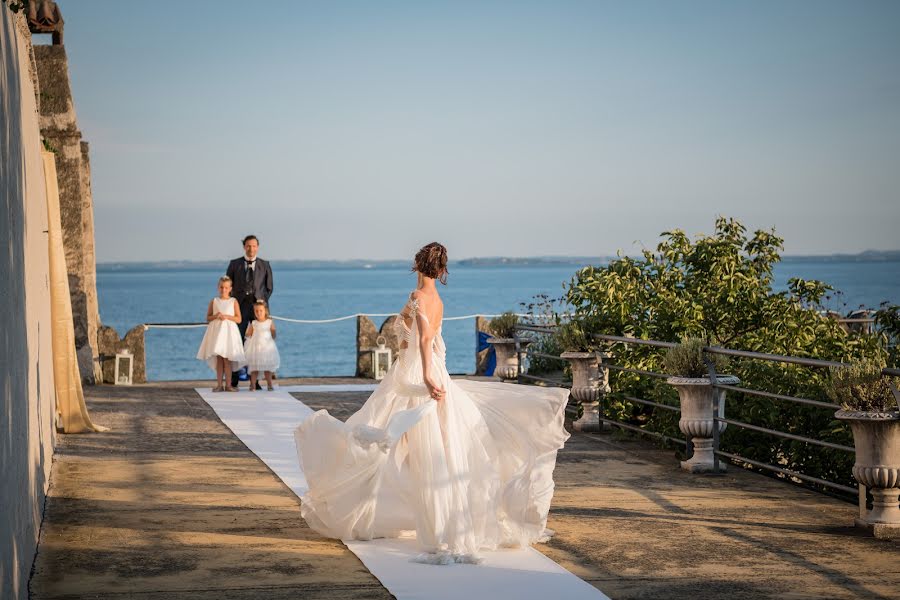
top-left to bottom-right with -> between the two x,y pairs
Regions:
393,295 -> 446,361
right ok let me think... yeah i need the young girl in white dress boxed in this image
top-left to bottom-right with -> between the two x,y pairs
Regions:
243,300 -> 280,391
196,276 -> 246,392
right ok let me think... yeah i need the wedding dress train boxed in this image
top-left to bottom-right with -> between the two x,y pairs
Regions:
294,296 -> 570,563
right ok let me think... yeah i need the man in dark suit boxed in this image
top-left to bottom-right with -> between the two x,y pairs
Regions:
226,234 -> 274,388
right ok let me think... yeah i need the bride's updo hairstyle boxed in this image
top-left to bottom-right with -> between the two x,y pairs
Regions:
413,242 -> 449,284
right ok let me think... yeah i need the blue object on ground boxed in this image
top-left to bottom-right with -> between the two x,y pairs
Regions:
477,331 -> 496,376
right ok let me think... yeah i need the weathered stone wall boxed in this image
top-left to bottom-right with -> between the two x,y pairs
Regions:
0,10 -> 59,600
33,43 -> 101,383
98,325 -> 147,384
80,141 -> 102,380
356,315 -> 494,376
356,315 -> 402,377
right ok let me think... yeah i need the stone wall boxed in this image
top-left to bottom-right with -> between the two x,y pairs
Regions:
33,43 -> 101,384
475,316 -> 493,375
98,325 -> 147,384
356,315 -> 402,377
0,10 -> 59,599
356,315 -> 495,376
80,141 -> 101,374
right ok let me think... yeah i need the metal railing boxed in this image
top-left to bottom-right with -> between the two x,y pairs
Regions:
513,324 -> 570,388
511,324 -> 899,515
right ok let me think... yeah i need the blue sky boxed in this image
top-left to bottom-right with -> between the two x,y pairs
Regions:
52,1 -> 900,262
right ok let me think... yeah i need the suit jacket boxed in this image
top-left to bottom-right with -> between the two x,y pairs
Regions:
226,257 -> 273,304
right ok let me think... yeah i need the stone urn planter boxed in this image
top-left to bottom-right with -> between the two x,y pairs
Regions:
487,338 -> 530,381
561,351 -> 610,432
668,375 -> 739,473
835,409 -> 900,538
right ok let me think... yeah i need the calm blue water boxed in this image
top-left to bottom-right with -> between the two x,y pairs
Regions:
97,260 -> 900,381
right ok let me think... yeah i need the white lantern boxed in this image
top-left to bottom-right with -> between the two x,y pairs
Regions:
114,349 -> 134,385
371,335 -> 393,381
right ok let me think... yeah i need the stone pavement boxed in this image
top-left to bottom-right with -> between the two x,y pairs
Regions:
29,380 -> 899,599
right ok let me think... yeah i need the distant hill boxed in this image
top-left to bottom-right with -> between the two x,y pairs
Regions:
97,257 -> 611,272
781,250 -> 900,263
454,256 -> 612,267
97,250 -> 899,272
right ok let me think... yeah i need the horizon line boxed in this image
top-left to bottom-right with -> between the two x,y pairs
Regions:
96,249 -> 900,266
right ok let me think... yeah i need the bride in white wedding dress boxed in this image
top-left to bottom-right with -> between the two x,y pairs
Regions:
294,242 -> 570,564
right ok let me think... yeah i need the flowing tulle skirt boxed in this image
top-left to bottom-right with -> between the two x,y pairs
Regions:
196,320 -> 246,372
244,334 -> 280,372
294,352 -> 570,563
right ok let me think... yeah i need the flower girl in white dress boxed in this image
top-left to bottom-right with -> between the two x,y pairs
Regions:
294,243 -> 570,565
243,300 -> 280,391
196,276 -> 246,392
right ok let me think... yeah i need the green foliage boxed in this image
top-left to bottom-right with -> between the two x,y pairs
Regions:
556,320 -> 596,353
875,303 -> 900,367
828,359 -> 897,413
488,311 -> 519,339
563,216 -> 891,491
529,332 -> 566,376
663,337 -> 729,378
517,294 -> 566,375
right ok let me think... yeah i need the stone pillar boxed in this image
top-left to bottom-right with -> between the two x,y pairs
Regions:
356,315 -> 402,378
475,316 -> 493,375
33,44 -> 101,383
80,141 -> 102,381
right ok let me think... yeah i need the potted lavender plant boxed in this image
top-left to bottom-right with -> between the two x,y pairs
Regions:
664,338 -> 738,473
831,359 -> 900,537
557,321 -> 609,431
487,312 -> 529,380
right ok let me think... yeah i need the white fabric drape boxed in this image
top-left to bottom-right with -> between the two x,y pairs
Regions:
43,150 -> 106,433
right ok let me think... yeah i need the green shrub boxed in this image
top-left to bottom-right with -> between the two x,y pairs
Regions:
561,217 -> 890,491
875,303 -> 900,368
488,312 -> 519,339
828,359 -> 897,412
556,320 -> 596,352
663,337 -> 729,377
518,294 -> 567,375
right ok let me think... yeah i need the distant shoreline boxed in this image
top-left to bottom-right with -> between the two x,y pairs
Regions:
97,251 -> 900,272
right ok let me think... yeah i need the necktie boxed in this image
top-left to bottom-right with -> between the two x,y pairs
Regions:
245,260 -> 254,289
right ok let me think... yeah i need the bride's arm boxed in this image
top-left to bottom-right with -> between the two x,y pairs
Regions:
415,296 -> 445,401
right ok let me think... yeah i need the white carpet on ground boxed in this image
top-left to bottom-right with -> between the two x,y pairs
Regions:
278,383 -> 378,393
198,386 -> 609,600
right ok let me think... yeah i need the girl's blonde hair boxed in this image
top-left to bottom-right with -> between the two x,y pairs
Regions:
218,275 -> 232,285
253,299 -> 270,319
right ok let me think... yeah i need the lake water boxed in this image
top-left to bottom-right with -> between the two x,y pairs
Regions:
97,259 -> 900,381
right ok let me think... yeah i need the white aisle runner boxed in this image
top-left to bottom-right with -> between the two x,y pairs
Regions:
198,386 -> 609,600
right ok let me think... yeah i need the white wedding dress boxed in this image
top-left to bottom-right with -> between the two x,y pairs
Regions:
196,296 -> 246,371
294,294 -> 570,564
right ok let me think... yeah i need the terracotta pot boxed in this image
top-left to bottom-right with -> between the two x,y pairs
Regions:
668,375 -> 739,473
487,338 -> 530,381
835,410 -> 900,527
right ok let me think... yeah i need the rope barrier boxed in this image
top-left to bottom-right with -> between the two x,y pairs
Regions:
143,323 -> 206,330
271,313 -> 395,324
142,312 -> 526,329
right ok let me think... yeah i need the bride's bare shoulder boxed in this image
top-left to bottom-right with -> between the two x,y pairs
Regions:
411,289 -> 443,322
